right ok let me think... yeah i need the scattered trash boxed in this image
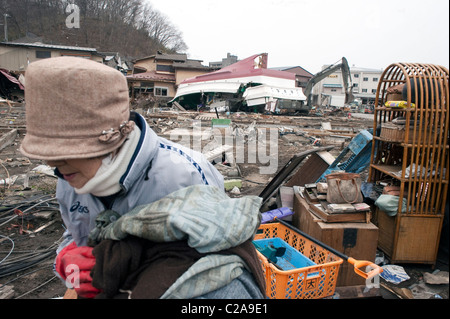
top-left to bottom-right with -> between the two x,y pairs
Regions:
381,282 -> 414,299
394,163 -> 436,179
375,250 -> 387,266
229,186 -> 240,195
261,207 -> 293,224
0,175 -> 18,186
423,270 -> 449,285
31,165 -> 56,177
380,265 -> 411,284
3,104 -> 446,299
409,282 -> 445,299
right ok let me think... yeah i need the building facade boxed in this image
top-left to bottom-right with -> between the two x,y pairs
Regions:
351,67 -> 383,106
127,52 -> 212,102
313,66 -> 383,108
209,53 -> 239,69
0,41 -> 103,72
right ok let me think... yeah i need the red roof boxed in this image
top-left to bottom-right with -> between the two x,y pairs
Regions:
181,53 -> 295,84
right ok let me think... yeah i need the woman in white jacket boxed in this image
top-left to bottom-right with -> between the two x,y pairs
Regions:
20,57 -> 264,299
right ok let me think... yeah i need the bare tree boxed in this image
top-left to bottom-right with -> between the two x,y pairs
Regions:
0,0 -> 187,58
136,1 -> 187,52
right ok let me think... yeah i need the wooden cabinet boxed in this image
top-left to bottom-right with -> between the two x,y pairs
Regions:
368,63 -> 449,266
293,194 -> 379,287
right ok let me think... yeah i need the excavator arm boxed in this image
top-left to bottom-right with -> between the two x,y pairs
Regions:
303,57 -> 354,108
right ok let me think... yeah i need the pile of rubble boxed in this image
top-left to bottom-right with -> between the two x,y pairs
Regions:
1,104 -> 447,299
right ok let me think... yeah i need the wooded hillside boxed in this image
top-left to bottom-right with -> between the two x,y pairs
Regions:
0,0 -> 187,59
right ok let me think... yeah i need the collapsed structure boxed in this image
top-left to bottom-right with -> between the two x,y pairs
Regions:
171,53 -> 308,113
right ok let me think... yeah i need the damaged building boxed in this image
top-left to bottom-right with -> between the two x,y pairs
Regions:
0,40 -> 131,102
126,52 -> 213,106
0,68 -> 24,103
0,41 -> 103,71
171,53 -> 310,113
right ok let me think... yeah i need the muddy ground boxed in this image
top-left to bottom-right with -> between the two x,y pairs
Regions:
0,105 -> 447,299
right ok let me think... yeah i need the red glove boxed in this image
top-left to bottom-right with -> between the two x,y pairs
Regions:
55,242 -> 101,298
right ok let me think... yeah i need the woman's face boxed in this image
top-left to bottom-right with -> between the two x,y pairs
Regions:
46,157 -> 105,188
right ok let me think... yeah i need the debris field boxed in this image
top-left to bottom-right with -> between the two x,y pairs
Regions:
0,104 -> 448,299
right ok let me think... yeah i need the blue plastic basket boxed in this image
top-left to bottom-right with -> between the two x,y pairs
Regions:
253,238 -> 316,271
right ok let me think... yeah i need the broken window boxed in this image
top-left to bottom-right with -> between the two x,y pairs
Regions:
154,87 -> 168,96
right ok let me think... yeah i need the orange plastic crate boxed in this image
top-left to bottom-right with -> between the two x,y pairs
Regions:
254,222 -> 343,299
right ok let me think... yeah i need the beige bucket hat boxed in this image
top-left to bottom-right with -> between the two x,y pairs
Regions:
20,56 -> 133,161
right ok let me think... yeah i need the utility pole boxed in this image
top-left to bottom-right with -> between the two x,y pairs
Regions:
3,13 -> 10,42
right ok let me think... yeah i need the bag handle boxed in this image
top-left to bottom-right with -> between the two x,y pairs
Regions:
326,172 -> 361,180
336,178 -> 360,203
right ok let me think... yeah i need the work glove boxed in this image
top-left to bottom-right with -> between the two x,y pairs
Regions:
55,241 -> 101,298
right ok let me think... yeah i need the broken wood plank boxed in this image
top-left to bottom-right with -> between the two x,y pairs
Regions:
22,220 -> 57,235
333,285 -> 381,299
381,282 -> 414,299
172,101 -> 186,111
0,129 -> 17,152
202,144 -> 233,164
0,285 -> 15,299
32,219 -> 57,233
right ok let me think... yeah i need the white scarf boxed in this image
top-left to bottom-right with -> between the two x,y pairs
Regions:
75,126 -> 141,197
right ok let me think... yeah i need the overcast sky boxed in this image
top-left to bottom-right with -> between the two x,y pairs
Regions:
148,0 -> 449,74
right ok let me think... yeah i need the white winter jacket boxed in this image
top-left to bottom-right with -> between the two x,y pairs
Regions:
55,111 -> 224,249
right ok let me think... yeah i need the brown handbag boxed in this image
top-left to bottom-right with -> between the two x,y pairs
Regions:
326,172 -> 363,204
